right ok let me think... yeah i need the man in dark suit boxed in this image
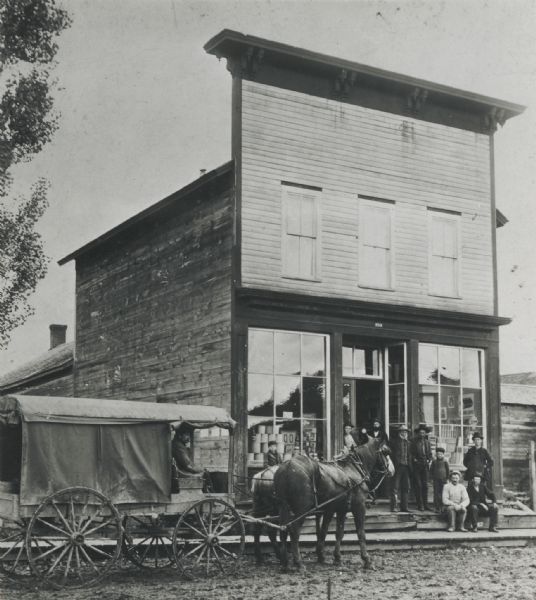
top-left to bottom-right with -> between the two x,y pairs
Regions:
390,424 -> 412,512
467,472 -> 499,532
464,432 -> 494,486
410,423 -> 432,511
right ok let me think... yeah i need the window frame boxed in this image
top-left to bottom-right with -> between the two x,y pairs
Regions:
247,327 -> 331,464
418,342 -> 487,466
427,208 -> 462,299
358,197 -> 395,291
281,183 -> 322,282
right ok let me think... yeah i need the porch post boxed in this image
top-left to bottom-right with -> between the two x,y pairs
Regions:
331,332 -> 343,457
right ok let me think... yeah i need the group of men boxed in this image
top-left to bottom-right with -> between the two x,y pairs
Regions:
344,420 -> 499,532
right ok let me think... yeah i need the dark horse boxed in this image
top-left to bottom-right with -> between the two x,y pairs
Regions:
273,438 -> 394,570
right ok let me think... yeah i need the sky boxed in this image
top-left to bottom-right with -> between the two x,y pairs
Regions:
1,0 -> 535,376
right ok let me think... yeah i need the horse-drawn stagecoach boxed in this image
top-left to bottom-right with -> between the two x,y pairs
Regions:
0,394 -> 393,589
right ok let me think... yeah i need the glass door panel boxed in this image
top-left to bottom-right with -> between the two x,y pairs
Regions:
385,343 -> 407,439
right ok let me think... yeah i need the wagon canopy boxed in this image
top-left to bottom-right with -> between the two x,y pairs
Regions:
0,395 -> 234,506
0,394 -> 236,429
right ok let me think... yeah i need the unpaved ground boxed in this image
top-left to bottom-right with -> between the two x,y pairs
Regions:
2,546 -> 536,600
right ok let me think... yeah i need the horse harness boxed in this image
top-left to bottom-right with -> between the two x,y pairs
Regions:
291,452 -> 372,511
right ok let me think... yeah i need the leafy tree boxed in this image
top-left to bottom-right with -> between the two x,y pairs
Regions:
0,0 -> 70,347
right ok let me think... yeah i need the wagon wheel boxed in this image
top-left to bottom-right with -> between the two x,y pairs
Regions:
172,498 -> 245,579
122,515 -> 176,570
0,518 -> 47,581
25,487 -> 122,589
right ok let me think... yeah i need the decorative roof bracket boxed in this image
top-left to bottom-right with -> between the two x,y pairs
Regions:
333,69 -> 358,100
484,107 -> 507,133
226,46 -> 265,79
407,87 -> 429,115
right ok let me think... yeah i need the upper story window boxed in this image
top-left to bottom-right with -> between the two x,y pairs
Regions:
428,208 -> 461,298
359,197 -> 394,290
281,183 -> 321,281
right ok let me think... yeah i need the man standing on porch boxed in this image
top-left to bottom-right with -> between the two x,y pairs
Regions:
411,424 -> 433,511
390,424 -> 412,512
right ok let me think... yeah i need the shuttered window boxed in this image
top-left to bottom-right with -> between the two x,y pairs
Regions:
428,209 -> 461,297
359,198 -> 394,289
281,184 -> 320,280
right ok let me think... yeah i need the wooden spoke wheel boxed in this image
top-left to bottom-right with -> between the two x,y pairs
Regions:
0,518 -> 44,581
122,515 -> 176,570
172,498 -> 245,579
26,487 -> 122,589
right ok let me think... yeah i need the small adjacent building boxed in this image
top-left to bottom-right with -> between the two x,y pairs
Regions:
56,31 -> 524,493
0,325 -> 73,397
501,372 -> 536,492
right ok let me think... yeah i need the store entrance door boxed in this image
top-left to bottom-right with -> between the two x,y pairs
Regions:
342,341 -> 407,438
343,378 -> 384,431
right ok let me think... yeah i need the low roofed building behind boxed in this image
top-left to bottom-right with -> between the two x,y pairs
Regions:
501,372 -> 536,494
0,325 -> 74,397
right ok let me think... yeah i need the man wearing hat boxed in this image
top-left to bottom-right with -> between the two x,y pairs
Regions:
463,432 -> 493,485
442,470 -> 470,532
467,472 -> 499,532
390,424 -> 412,512
410,424 -> 433,511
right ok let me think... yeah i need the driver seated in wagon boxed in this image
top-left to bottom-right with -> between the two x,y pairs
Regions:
171,423 -> 203,477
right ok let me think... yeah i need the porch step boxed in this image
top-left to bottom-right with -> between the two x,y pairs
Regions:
248,528 -> 536,555
251,505 -> 536,535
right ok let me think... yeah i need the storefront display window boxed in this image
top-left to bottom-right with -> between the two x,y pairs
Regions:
418,344 -> 485,466
247,329 -> 329,466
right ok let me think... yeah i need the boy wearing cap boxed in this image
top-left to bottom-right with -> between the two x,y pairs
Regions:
464,432 -> 493,485
442,470 -> 469,532
264,440 -> 283,467
430,447 -> 450,512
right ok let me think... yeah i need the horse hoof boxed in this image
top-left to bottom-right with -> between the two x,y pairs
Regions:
363,561 -> 375,571
333,557 -> 341,566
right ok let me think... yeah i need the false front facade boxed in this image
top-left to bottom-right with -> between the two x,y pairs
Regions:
60,31 -> 524,494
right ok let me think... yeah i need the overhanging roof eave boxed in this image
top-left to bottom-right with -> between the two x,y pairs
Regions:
205,29 -> 526,119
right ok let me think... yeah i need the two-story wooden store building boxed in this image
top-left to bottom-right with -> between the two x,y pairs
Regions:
58,31 -> 524,493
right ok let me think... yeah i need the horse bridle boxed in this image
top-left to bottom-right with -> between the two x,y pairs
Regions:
345,445 -> 391,493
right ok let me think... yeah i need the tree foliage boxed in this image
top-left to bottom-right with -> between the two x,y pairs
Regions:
0,0 -> 70,347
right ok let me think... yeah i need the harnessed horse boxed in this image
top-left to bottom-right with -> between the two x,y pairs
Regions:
273,437 -> 394,570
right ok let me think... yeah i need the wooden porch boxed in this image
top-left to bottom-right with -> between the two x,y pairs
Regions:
247,500 -> 536,553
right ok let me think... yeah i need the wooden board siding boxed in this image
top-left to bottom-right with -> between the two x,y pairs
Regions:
502,403 -> 536,491
74,186 -> 233,409
240,81 -> 494,315
9,373 -> 74,397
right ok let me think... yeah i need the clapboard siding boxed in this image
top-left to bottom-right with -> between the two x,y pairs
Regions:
240,81 -> 493,314
74,184 -> 233,408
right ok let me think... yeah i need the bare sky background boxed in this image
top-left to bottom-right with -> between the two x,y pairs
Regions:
1,0 -> 535,376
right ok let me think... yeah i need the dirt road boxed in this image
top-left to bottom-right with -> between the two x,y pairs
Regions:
2,545 -> 536,600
